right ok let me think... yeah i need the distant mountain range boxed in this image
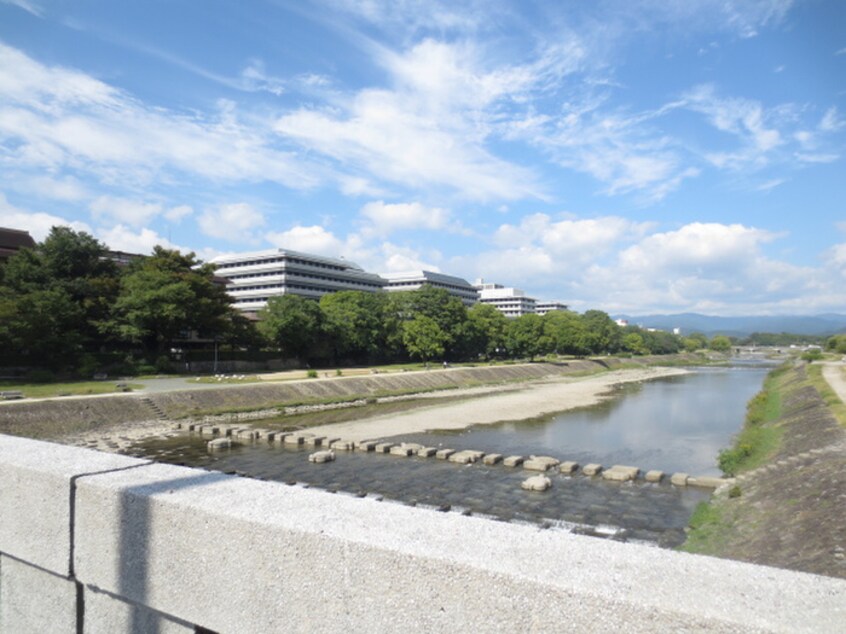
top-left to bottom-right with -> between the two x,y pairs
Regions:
613,313 -> 846,337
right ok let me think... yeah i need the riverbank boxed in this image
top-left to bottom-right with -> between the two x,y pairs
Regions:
681,361 -> 846,579
303,366 -> 688,442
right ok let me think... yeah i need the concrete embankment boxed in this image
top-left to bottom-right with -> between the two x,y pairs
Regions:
682,362 -> 846,579
0,357 -> 680,436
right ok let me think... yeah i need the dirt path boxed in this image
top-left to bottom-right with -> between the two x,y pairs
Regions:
305,367 -> 688,441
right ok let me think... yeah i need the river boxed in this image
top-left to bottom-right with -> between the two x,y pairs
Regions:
128,364 -> 769,547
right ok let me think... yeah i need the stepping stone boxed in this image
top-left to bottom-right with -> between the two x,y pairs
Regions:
449,450 -> 481,464
304,436 -> 327,447
436,448 -> 456,460
236,429 -> 256,441
374,442 -> 394,453
644,470 -> 664,483
308,450 -> 335,464
602,465 -> 640,482
271,432 -> 291,444
284,434 -> 306,446
687,476 -> 727,489
482,453 -> 503,466
503,456 -> 524,468
418,447 -> 437,458
521,475 -> 552,492
670,472 -> 690,486
390,445 -> 414,457
355,440 -> 378,451
582,463 -> 603,476
207,438 -> 232,451
559,461 -> 579,475
523,456 -> 560,471
330,439 -> 353,451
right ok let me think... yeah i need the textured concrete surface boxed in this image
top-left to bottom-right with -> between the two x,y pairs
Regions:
85,587 -> 193,633
0,435 -> 149,573
73,459 -> 846,633
0,555 -> 77,634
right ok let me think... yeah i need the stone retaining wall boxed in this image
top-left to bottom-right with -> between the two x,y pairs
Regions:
1,434 -> 844,633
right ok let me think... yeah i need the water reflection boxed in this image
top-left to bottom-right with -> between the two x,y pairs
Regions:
399,367 -> 769,475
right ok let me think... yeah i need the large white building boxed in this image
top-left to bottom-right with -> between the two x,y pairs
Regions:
536,301 -> 569,316
382,270 -> 479,307
474,281 -> 537,318
210,249 -> 387,314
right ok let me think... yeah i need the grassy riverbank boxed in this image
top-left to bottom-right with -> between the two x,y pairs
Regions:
681,361 -> 846,579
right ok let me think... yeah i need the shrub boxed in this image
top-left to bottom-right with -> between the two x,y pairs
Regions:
306,369 -> 318,378
801,349 -> 823,362
728,485 -> 742,498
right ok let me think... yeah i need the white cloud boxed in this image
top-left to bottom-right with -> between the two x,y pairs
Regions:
1,0 -> 43,17
22,175 -> 89,201
240,59 -> 286,96
379,242 -> 441,273
163,205 -> 193,222
0,192 -> 90,240
198,203 -> 266,242
273,39 -> 544,201
265,225 -> 346,256
0,44 -> 318,191
96,224 -> 175,254
359,200 -> 451,236
89,195 -> 162,227
819,107 -> 844,132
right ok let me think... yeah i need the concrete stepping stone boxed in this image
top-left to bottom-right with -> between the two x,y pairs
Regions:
330,439 -> 353,451
308,450 -> 335,464
436,448 -> 455,460
418,447 -> 437,458
284,433 -> 307,445
207,438 -> 232,451
521,474 -> 552,492
644,470 -> 664,483
582,463 -> 603,476
304,436 -> 327,447
559,461 -> 579,475
374,442 -> 394,453
670,472 -> 690,486
355,440 -> 378,452
523,456 -> 560,471
687,475 -> 727,489
503,456 -> 524,468
449,450 -> 481,464
602,465 -> 640,482
482,453 -> 503,466
390,445 -> 415,457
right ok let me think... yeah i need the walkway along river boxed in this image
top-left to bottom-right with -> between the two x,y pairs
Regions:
128,365 -> 770,547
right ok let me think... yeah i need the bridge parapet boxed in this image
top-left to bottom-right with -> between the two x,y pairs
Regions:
1,434 -> 844,632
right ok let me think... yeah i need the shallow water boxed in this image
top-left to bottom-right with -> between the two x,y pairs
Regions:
129,366 -> 769,546
397,366 -> 770,476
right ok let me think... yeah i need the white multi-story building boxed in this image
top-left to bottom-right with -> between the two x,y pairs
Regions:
474,280 -> 536,318
210,249 -> 387,314
536,301 -> 569,316
382,270 -> 479,307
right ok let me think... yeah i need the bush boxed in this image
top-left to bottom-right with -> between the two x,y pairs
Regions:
801,349 -> 823,362
718,443 -> 752,476
306,369 -> 318,378
25,369 -> 56,383
728,485 -> 742,498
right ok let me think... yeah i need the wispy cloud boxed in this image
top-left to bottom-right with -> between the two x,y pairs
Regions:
1,0 -> 42,17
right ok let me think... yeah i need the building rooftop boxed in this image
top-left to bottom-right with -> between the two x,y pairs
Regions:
210,248 -> 367,272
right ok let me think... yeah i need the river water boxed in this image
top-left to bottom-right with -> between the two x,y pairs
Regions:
128,365 -> 769,547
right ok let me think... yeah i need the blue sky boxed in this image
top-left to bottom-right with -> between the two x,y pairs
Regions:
0,0 -> 844,316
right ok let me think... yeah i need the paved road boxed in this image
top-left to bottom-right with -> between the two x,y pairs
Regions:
821,362 -> 846,404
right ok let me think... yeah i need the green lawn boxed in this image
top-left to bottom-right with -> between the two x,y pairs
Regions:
0,380 -> 143,399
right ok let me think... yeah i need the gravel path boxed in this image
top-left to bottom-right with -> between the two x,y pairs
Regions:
822,361 -> 846,403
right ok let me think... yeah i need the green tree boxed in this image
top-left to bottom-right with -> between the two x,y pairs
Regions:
825,334 -> 846,354
709,335 -> 733,352
506,313 -> 547,361
622,332 -> 649,355
542,310 -> 592,357
0,227 -> 119,370
320,291 -> 387,363
581,309 -> 621,355
258,294 -> 325,364
402,315 -> 448,363
111,247 -> 234,358
464,303 -> 509,359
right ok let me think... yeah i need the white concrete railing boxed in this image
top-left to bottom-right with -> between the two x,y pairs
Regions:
0,434 -> 844,633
